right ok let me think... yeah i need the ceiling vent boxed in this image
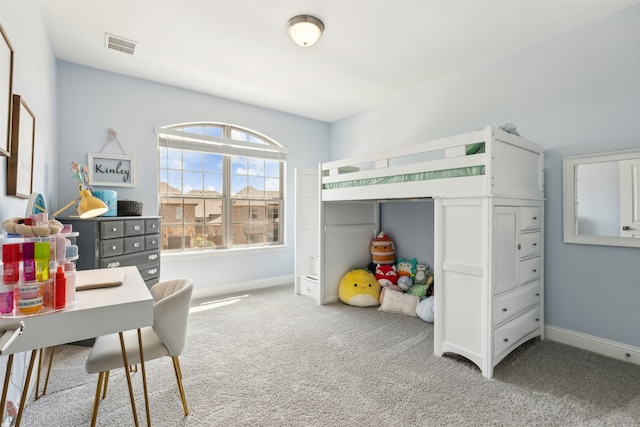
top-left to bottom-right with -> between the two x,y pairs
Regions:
105,33 -> 137,55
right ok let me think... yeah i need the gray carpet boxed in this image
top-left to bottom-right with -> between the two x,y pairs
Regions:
18,284 -> 640,426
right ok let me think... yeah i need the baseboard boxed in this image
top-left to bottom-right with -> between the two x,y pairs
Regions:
545,325 -> 640,366
191,274 -> 294,300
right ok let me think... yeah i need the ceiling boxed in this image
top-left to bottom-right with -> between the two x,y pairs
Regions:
37,0 -> 638,123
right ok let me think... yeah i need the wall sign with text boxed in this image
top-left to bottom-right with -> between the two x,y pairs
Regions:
88,153 -> 136,187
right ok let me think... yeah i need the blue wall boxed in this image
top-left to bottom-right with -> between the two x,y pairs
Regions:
331,6 -> 640,348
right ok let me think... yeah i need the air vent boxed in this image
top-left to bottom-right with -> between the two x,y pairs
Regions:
105,33 -> 137,55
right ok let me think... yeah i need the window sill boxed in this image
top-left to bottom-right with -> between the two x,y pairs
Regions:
161,244 -> 289,260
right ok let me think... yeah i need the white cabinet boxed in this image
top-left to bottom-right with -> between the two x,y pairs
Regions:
294,169 -> 321,303
435,198 -> 544,378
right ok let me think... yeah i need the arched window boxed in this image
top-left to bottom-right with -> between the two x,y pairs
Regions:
157,123 -> 286,252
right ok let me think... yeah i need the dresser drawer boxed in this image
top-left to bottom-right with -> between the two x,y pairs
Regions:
145,219 -> 160,234
99,249 -> 160,269
493,280 -> 541,326
123,219 -> 145,236
519,257 -> 541,285
137,262 -> 160,282
100,238 -> 124,258
299,275 -> 320,302
494,305 -> 541,357
100,221 -> 124,239
123,236 -> 145,254
519,232 -> 541,259
145,234 -> 160,250
520,207 -> 541,231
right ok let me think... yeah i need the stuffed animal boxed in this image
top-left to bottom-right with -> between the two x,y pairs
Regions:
416,296 -> 434,323
375,264 -> 399,288
370,232 -> 395,265
338,268 -> 381,307
413,264 -> 429,285
406,283 -> 429,299
397,275 -> 413,291
396,258 -> 417,277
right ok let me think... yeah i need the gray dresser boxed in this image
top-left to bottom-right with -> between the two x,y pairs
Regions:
58,216 -> 161,288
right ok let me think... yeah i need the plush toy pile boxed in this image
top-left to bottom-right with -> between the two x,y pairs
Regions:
338,231 -> 435,323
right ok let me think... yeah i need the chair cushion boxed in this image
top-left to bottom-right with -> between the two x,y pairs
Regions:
85,326 -> 169,374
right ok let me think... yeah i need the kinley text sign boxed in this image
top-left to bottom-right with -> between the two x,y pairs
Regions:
88,153 -> 136,187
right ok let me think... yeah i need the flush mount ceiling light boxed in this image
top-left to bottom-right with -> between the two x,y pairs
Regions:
287,15 -> 324,47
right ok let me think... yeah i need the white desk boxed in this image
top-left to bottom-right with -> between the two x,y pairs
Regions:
0,266 -> 154,426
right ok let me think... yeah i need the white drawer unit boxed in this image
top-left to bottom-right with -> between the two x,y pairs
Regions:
299,275 -> 320,302
493,280 -> 541,327
493,306 -> 542,360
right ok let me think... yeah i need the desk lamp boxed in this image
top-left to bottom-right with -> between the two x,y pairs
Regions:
52,162 -> 108,219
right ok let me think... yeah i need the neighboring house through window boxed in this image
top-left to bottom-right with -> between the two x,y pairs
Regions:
157,123 -> 286,252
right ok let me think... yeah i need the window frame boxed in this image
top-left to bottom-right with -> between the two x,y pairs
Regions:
157,123 -> 286,253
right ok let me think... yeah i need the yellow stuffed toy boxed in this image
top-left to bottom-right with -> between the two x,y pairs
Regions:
338,268 -> 381,307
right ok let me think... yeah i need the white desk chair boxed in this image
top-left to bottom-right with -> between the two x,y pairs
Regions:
85,278 -> 193,426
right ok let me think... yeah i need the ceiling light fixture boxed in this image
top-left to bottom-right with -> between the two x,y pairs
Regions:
287,15 -> 324,47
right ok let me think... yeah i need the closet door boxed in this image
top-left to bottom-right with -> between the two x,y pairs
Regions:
493,206 -> 519,295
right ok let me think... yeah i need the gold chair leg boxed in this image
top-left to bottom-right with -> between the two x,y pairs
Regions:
35,349 -> 43,400
119,331 -> 140,427
15,349 -> 37,427
35,346 -> 56,400
138,328 -> 151,427
171,356 -> 189,416
101,371 -> 110,399
0,355 -> 14,423
91,372 -> 105,427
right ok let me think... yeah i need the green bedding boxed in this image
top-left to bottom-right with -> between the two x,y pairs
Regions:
323,143 -> 485,191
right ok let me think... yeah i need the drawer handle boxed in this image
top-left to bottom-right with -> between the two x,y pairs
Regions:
150,224 -> 156,229
134,225 -> 141,231
532,243 -> 537,246
535,318 -> 540,322
133,242 -> 140,248
112,227 -> 117,232
107,262 -> 120,268
517,244 -> 521,250
151,240 -> 156,245
535,293 -> 540,296
503,338 -> 509,343
147,268 -> 158,275
533,216 -> 537,220
111,246 -> 117,250
148,254 -> 158,261
502,308 -> 507,312
532,269 -> 537,273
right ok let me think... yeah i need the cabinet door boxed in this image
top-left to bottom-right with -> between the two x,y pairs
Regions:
493,206 -> 518,295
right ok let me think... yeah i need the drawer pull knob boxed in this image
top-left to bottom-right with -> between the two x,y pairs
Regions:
503,338 -> 509,343
112,227 -> 117,232
148,254 -> 158,260
533,243 -> 537,246
532,269 -> 537,273
533,216 -> 537,220
133,242 -> 140,248
517,244 -> 521,250
107,262 -> 120,268
502,308 -> 507,312
134,225 -> 141,231
148,268 -> 158,275
150,224 -> 156,229
111,246 -> 117,250
535,293 -> 540,296
535,318 -> 540,322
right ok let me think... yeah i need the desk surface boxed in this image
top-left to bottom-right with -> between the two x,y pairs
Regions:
0,266 -> 154,355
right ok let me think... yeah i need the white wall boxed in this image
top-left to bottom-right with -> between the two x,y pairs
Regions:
331,6 -> 640,349
56,62 -> 331,298
0,3 -> 58,423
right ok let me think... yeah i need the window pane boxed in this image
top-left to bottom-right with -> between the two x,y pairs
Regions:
184,171 -> 203,194
266,178 -> 280,196
204,153 -> 223,172
203,126 -> 223,138
166,170 -> 182,192
183,151 -> 203,171
204,173 -> 222,194
247,158 -> 264,176
232,200 -> 249,222
159,147 -> 168,169
232,175 -> 249,196
166,148 -> 183,169
265,160 -> 280,178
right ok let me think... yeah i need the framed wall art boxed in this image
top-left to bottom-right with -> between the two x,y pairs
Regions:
0,23 -> 14,157
88,152 -> 136,187
7,95 -> 35,198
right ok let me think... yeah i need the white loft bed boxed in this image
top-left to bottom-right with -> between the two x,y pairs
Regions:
297,126 -> 545,378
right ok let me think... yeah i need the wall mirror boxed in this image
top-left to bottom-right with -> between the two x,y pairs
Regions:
563,148 -> 640,247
